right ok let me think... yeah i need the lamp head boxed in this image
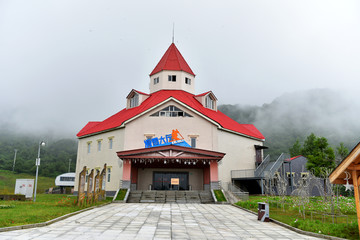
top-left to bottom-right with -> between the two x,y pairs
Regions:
40,141 -> 46,147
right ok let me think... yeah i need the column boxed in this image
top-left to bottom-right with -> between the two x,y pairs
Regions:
210,160 -> 219,189
122,159 -> 131,189
351,170 -> 360,236
203,165 -> 210,190
131,166 -> 138,190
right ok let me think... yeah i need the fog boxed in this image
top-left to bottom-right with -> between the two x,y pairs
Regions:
1,1 -> 359,138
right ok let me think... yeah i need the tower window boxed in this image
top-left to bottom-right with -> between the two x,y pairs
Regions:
154,77 -> 159,85
185,77 -> 191,85
168,75 -> 176,82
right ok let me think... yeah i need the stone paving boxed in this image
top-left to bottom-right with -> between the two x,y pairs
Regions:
0,203 -> 321,240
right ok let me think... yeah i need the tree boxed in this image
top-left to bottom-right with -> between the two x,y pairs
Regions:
289,139 -> 302,157
303,134 -> 335,177
336,142 -> 349,165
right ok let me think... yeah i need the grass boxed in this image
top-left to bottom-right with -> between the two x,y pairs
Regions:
115,189 -> 128,201
0,194 -> 112,228
213,189 -> 226,202
0,170 -> 55,194
236,195 -> 358,240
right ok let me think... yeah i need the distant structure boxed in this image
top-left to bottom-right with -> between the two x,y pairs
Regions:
54,172 -> 75,194
74,43 -> 265,196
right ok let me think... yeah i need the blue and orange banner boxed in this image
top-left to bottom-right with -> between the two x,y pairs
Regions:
144,129 -> 191,148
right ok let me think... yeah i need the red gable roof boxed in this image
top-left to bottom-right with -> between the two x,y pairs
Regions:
77,90 -> 265,140
150,43 -> 195,76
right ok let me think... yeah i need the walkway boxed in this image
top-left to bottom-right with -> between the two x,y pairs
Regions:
0,203 -> 320,240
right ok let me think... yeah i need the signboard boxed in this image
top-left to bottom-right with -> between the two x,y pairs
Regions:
171,178 -> 179,185
144,129 -> 191,148
77,166 -> 87,207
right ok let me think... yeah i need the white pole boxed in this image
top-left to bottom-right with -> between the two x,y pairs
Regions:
68,159 -> 71,172
33,141 -> 45,202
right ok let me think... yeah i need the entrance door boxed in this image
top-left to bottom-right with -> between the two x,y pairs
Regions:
153,172 -> 189,190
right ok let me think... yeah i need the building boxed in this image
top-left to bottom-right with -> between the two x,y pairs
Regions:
74,43 -> 265,196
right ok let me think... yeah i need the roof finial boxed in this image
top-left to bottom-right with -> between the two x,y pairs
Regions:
172,23 -> 175,43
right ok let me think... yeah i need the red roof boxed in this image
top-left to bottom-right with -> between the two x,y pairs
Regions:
77,90 -> 265,140
150,43 -> 195,76
285,155 -> 303,162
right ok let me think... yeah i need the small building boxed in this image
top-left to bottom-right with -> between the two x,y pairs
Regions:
329,142 -> 360,236
74,43 -> 265,196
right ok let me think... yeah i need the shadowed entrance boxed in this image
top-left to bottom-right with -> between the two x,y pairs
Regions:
117,145 -> 225,190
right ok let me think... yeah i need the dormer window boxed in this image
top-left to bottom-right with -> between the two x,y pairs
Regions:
154,77 -> 159,85
168,75 -> 176,82
185,77 -> 191,85
129,93 -> 139,108
205,95 -> 215,110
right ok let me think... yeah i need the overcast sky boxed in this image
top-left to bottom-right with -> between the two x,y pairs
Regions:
1,0 -> 359,137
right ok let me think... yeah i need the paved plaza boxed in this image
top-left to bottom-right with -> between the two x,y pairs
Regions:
0,203 -> 321,240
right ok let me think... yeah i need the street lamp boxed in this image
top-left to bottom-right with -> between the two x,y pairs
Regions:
33,141 -> 45,202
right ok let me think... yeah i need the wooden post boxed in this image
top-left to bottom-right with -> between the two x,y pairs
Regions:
351,170 -> 360,236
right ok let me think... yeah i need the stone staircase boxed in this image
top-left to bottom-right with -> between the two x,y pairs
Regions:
127,190 -> 214,204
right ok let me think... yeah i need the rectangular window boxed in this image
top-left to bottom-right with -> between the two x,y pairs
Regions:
185,77 -> 191,85
191,137 -> 196,148
168,75 -> 176,82
205,96 -> 214,109
154,77 -> 159,84
109,138 -> 113,149
107,168 -> 111,182
130,93 -> 139,108
87,143 -> 91,153
97,141 -> 102,151
287,172 -> 295,186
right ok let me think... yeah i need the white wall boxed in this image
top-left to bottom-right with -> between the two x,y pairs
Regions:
74,128 -> 125,192
217,130 -> 264,184
149,70 -> 195,94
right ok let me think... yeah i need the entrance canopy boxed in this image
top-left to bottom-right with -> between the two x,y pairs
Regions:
117,145 -> 225,168
117,145 -> 225,190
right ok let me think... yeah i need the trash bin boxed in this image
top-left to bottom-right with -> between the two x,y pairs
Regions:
257,202 -> 269,222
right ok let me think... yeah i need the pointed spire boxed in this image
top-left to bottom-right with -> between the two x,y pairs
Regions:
150,43 -> 195,76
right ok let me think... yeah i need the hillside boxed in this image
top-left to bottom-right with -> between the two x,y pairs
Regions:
219,89 -> 360,157
0,131 -> 77,178
0,170 -> 55,194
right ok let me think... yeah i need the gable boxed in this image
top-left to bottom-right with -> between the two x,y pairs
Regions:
77,90 -> 265,140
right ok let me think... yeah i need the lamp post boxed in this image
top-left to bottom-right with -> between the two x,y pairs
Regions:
68,159 -> 71,172
33,141 -> 45,202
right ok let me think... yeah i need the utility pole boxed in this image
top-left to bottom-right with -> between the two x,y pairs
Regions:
12,149 -> 18,172
68,159 -> 71,172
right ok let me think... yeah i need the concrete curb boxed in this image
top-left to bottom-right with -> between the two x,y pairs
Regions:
232,204 -> 347,240
0,202 -> 112,233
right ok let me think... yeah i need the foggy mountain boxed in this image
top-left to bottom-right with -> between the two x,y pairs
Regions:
219,88 -> 360,157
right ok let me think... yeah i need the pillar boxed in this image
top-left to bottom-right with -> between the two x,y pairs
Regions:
210,160 -> 219,189
122,160 -> 131,189
351,170 -> 360,236
203,165 -> 210,190
131,166 -> 138,190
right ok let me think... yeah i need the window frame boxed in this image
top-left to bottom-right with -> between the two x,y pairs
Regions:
168,75 -> 176,82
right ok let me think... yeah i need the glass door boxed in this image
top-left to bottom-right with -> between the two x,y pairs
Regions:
153,172 -> 189,190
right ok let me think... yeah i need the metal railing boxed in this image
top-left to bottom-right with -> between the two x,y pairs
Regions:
254,154 -> 270,177
262,153 -> 289,178
231,169 -> 255,179
227,182 -> 249,201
